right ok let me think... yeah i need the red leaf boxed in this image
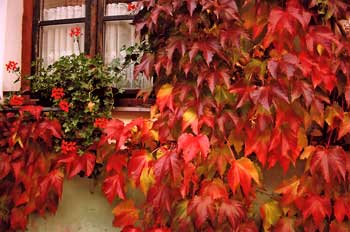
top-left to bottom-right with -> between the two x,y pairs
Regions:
103,119 -> 130,149
106,153 -> 127,173
20,105 -> 43,120
235,221 -> 259,232
188,196 -> 215,228
228,157 -> 260,197
147,184 -> 173,212
305,26 -> 342,55
121,226 -> 142,232
267,2 -> 311,36
40,170 -> 64,201
310,146 -> 347,183
134,53 -> 155,78
199,178 -> 228,200
334,195 -> 350,223
202,0 -> 239,21
36,119 -> 62,144
112,200 -> 139,228
218,199 -> 246,228
180,162 -> 196,198
0,153 -> 11,179
80,153 -> 96,177
330,221 -> 350,232
102,173 -> 125,203
291,79 -> 314,106
128,150 -> 152,186
274,176 -> 300,205
189,40 -> 222,66
185,0 -> 197,16
156,84 -> 174,112
244,114 -> 272,166
298,195 -> 332,226
198,68 -> 231,93
10,208 -> 27,230
166,37 -> 186,60
273,217 -> 296,232
154,149 -> 181,183
178,133 -> 210,163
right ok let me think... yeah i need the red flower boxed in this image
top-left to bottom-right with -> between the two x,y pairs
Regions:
5,61 -> 18,72
61,140 -> 77,154
9,95 -> 24,106
59,100 -> 70,112
51,88 -> 65,100
94,117 -> 109,129
70,27 -> 81,37
127,3 -> 136,11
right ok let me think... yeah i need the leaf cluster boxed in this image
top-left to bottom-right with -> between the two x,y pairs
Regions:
97,0 -> 350,231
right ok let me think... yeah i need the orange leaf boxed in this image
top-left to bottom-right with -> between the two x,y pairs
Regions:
112,200 -> 139,228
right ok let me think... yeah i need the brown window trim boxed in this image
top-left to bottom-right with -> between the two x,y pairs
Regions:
21,0 -> 154,107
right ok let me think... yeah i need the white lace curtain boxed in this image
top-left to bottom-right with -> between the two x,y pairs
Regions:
41,3 -> 85,66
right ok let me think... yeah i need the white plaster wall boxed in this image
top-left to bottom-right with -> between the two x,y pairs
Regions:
28,177 -> 119,232
0,0 -> 22,93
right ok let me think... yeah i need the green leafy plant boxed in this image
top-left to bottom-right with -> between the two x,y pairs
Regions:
28,54 -> 116,153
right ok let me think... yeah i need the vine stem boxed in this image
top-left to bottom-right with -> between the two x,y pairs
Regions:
326,128 -> 335,148
225,137 -> 236,160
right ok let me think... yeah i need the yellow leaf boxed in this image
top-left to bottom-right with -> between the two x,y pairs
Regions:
300,146 -> 316,160
140,167 -> 155,195
182,108 -> 198,133
260,200 -> 282,231
157,84 -> 173,98
297,128 -> 308,148
316,44 -> 324,56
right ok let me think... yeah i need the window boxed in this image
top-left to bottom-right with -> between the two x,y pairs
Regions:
31,0 -> 152,94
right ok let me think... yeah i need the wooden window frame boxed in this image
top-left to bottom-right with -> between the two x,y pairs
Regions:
22,0 -> 153,108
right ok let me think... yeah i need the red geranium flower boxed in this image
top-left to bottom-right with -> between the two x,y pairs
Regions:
59,100 -> 70,112
9,95 -> 24,106
5,61 -> 18,72
127,3 -> 136,11
51,87 -> 65,100
70,27 -> 81,37
94,117 -> 109,129
61,140 -> 77,154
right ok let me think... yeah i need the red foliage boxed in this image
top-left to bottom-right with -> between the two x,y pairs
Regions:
0,106 -> 65,231
96,0 -> 350,230
95,0 -> 350,230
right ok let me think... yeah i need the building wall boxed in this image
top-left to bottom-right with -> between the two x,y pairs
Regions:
0,0 -> 23,94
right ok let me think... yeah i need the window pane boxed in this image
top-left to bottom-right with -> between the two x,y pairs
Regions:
105,1 -> 138,16
42,0 -> 85,20
41,23 -> 84,65
104,21 -> 152,89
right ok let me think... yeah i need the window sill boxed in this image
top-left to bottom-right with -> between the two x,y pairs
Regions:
114,106 -> 150,112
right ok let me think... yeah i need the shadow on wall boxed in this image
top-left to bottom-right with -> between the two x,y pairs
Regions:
28,177 -> 119,232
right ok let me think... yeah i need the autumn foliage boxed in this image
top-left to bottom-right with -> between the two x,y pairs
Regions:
98,0 -> 350,231
0,107 -> 64,230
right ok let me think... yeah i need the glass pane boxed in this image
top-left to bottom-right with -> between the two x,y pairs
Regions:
104,21 -> 152,89
42,0 -> 86,20
105,1 -> 138,16
41,23 -> 85,65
